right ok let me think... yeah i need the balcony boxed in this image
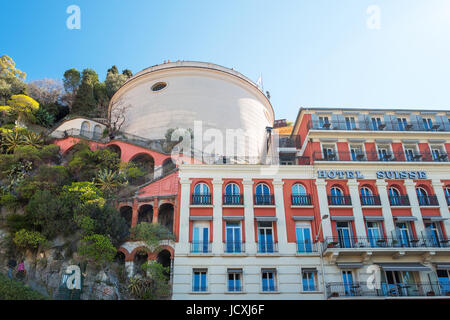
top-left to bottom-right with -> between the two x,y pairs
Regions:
360,195 -> 381,206
389,195 -> 410,206
296,241 -> 319,253
417,194 -> 439,206
324,236 -> 450,251
312,151 -> 450,163
307,118 -> 450,133
223,194 -> 243,205
291,194 -> 312,206
326,281 -> 450,298
190,241 -> 212,253
328,195 -> 352,206
223,241 -> 245,254
191,194 -> 211,205
257,242 -> 279,254
278,135 -> 301,148
254,194 -> 275,206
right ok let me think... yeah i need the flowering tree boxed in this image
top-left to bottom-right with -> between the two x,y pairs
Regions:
0,94 -> 39,127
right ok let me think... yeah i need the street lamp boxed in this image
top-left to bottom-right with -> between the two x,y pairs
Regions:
315,214 -> 329,299
315,214 -> 329,243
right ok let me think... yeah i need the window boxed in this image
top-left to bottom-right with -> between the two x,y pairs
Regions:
318,116 -> 330,129
395,222 -> 413,247
261,269 -> 277,292
350,145 -> 364,161
192,222 -> 209,253
225,221 -> 242,253
255,183 -> 272,205
336,222 -> 353,248
296,222 -> 313,253
437,269 -> 450,295
377,145 -> 392,161
360,187 -> 374,205
416,187 -> 429,206
388,187 -> 404,206
258,221 -> 274,253
330,186 -> 344,205
342,270 -> 355,296
192,269 -> 207,292
423,118 -> 434,131
224,183 -> 241,205
404,145 -> 420,162
193,183 -> 210,204
151,82 -> 167,92
425,222 -> 443,247
292,184 -> 310,205
227,269 -> 243,292
302,269 -> 317,291
322,145 -> 337,160
371,117 -> 383,130
345,117 -> 356,130
430,145 -> 447,162
397,117 -> 409,131
445,187 -> 450,205
366,221 -> 384,247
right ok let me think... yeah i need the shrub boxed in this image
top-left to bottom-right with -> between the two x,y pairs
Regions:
78,234 -> 116,267
129,223 -> 175,250
5,213 -> 32,233
0,273 -> 47,300
0,193 -> 20,211
13,229 -> 48,250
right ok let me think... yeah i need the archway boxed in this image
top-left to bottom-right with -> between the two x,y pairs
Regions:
157,249 -> 172,278
80,121 -> 90,137
158,203 -> 174,233
130,153 -> 155,177
134,250 -> 149,276
138,204 -> 153,224
106,144 -> 122,159
93,125 -> 103,140
120,206 -> 132,229
114,251 -> 125,265
162,158 -> 176,175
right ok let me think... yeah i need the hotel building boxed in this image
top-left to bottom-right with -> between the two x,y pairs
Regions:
50,62 -> 450,300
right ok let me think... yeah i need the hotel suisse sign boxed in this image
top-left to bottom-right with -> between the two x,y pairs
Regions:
317,170 -> 427,180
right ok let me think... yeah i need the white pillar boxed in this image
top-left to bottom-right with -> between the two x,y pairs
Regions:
273,179 -> 289,251
404,179 -> 426,237
431,179 -> 450,236
375,180 -> 396,237
314,180 -> 333,241
347,179 -> 367,239
177,178 -> 192,253
243,179 -> 256,254
212,178 -> 223,253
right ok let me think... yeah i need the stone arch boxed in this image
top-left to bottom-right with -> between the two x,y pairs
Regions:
114,251 -> 126,265
117,247 -> 131,261
130,153 -> 155,176
138,204 -> 153,224
158,203 -> 174,232
133,248 -> 149,276
106,144 -> 122,159
120,205 -> 133,229
156,249 -> 172,278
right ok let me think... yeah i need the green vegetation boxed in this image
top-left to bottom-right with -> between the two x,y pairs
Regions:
0,273 -> 47,300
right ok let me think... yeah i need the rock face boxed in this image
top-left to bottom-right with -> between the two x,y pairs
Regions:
0,229 -> 125,300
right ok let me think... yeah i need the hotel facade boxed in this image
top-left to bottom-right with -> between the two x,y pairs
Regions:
50,61 -> 450,300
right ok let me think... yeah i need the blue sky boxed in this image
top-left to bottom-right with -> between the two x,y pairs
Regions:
1,0 -> 450,120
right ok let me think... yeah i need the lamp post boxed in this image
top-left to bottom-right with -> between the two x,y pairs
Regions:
315,214 -> 329,300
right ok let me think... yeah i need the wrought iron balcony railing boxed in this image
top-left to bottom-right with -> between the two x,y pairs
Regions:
223,241 -> 245,253
307,118 -> 450,132
291,194 -> 312,206
223,194 -> 243,205
254,194 -> 275,205
324,236 -> 450,250
328,195 -> 352,206
190,241 -> 212,253
417,194 -> 439,206
326,281 -> 450,298
312,151 -> 450,163
191,194 -> 212,205
296,241 -> 319,253
389,195 -> 410,206
257,242 -> 279,253
360,195 -> 381,206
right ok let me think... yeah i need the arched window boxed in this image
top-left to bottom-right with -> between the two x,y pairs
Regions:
192,183 -> 210,205
255,183 -> 273,205
389,186 -> 408,206
80,121 -> 90,137
292,184 -> 310,205
360,187 -> 374,205
330,186 -> 344,205
93,124 -> 102,140
416,187 -> 429,206
224,183 -> 241,205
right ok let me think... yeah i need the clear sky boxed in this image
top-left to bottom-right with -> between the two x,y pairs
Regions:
1,0 -> 450,120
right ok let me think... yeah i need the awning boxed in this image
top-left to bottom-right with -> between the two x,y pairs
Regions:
336,263 -> 363,269
189,216 -> 213,221
331,216 -> 354,221
423,217 -> 448,222
377,263 -> 431,272
364,216 -> 384,222
292,216 -> 314,221
255,216 -> 277,222
394,216 -> 418,222
223,216 -> 244,221
436,264 -> 450,270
